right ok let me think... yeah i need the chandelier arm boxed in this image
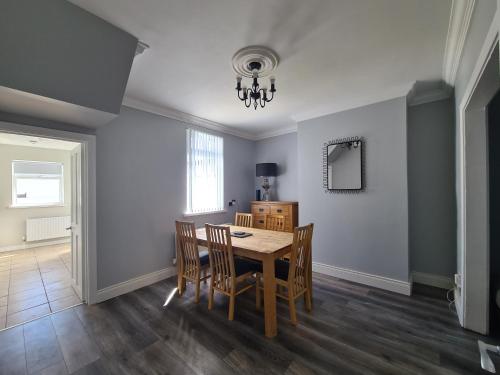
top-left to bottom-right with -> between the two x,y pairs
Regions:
258,89 -> 266,108
265,91 -> 274,102
237,90 -> 246,101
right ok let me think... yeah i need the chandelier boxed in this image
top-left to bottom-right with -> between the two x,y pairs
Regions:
232,46 -> 279,110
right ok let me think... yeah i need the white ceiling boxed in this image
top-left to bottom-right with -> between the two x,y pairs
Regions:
69,0 -> 452,137
0,132 -> 79,151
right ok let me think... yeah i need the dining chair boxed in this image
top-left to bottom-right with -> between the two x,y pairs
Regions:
266,214 -> 286,231
205,224 -> 260,320
235,212 -> 253,228
256,223 -> 314,325
175,220 -> 210,303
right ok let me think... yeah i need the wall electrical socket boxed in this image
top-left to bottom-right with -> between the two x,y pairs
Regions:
228,199 -> 236,207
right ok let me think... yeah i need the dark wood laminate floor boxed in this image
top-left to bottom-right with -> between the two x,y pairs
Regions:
0,273 -> 497,374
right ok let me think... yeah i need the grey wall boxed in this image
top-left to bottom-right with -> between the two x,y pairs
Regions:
408,98 -> 456,278
0,0 -> 137,114
298,97 -> 409,282
454,0 -> 498,275
0,111 -> 96,136
255,132 -> 298,201
96,106 -> 255,289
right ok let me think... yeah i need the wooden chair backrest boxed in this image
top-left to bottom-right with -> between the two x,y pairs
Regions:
175,220 -> 200,279
205,224 -> 235,293
235,212 -> 253,228
288,224 -> 314,296
266,214 -> 286,232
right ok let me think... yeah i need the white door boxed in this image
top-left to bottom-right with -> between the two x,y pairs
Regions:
70,144 -> 83,300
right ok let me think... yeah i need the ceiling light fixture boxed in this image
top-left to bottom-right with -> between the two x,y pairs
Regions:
232,46 -> 279,110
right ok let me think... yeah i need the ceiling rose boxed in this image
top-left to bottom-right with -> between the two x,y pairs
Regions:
232,46 -> 279,78
232,46 -> 279,110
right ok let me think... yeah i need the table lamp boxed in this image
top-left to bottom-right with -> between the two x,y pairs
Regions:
256,163 -> 278,201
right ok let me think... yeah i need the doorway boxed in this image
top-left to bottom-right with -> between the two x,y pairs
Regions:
0,120 -> 96,329
0,133 -> 83,328
458,41 -> 500,334
489,89 -> 500,336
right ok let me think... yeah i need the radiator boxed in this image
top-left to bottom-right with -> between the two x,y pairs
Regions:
26,216 -> 71,242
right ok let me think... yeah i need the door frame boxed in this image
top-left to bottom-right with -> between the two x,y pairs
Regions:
0,120 -> 97,304
457,1 -> 500,334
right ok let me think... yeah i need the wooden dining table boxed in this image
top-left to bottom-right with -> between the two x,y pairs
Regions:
195,225 -> 312,338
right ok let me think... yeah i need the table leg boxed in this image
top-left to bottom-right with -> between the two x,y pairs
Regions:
176,238 -> 185,295
262,254 -> 277,338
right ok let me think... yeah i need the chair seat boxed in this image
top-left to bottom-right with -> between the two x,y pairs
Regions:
199,250 -> 209,267
234,258 -> 260,276
253,259 -> 290,281
274,259 -> 290,281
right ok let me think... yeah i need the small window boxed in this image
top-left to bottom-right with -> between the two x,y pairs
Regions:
186,129 -> 224,214
12,160 -> 64,207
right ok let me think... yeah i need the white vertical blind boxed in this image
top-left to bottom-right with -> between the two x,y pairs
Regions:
186,129 -> 224,214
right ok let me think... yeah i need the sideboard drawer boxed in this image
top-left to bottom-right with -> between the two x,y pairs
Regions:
252,205 -> 270,215
271,205 -> 289,215
253,215 -> 267,229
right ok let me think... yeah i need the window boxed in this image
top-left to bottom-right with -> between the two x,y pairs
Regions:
12,160 -> 64,207
186,129 -> 224,214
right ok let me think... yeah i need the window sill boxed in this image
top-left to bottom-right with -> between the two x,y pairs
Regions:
9,204 -> 65,209
184,210 -> 227,217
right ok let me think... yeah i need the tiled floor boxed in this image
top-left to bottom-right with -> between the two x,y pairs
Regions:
0,243 -> 81,329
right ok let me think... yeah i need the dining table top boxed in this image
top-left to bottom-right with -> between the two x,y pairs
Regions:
195,225 -> 293,254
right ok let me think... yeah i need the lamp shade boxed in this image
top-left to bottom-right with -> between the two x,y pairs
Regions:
256,163 -> 278,177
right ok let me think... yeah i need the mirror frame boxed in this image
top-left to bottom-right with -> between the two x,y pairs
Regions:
323,136 -> 364,193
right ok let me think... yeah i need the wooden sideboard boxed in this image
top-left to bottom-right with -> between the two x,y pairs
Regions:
250,201 -> 298,233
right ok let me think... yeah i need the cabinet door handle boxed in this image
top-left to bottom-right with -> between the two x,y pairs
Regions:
259,208 -> 264,212
277,209 -> 282,213
258,220 -> 264,224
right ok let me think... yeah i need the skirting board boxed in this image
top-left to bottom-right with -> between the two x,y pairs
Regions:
312,262 -> 411,296
411,271 -> 454,290
95,267 -> 177,303
0,238 -> 70,253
